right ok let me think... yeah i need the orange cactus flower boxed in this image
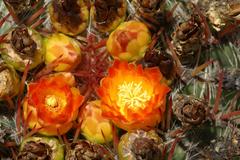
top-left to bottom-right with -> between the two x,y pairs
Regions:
23,72 -> 84,136
98,61 -> 170,131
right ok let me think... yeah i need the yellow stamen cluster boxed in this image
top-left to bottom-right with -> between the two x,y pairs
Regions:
117,81 -> 151,111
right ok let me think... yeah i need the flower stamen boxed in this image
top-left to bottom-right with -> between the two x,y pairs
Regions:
45,95 -> 59,108
117,81 -> 150,111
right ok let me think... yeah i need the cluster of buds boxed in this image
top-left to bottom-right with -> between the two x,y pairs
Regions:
0,1 -> 175,159
48,0 -> 128,35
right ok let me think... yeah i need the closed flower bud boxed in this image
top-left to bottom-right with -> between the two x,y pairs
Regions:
80,101 -> 113,144
44,33 -> 81,72
107,21 -> 151,62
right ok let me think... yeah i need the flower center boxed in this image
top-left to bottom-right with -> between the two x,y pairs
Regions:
45,95 -> 59,108
117,81 -> 151,110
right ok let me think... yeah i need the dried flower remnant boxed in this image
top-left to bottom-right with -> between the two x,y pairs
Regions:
132,0 -> 166,31
0,62 -> 19,100
17,136 -> 64,160
3,0 -> 38,23
11,26 -> 37,56
91,0 -> 127,33
172,15 -> 204,67
23,72 -> 84,135
80,101 -> 113,144
144,50 -> 175,80
49,0 -> 89,36
1,26 -> 43,72
98,61 -> 170,131
206,1 -> 240,32
118,130 -> 163,160
44,33 -> 81,72
173,94 -> 209,126
107,21 -> 151,62
65,140 -> 113,160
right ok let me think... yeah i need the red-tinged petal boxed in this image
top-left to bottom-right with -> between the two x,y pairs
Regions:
38,122 -> 74,136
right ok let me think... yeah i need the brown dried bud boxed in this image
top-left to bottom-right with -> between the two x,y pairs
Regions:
1,27 -> 43,71
17,137 -> 64,160
131,137 -> 161,160
0,62 -> 19,100
132,0 -> 165,31
65,140 -> 113,160
138,0 -> 163,10
91,0 -> 127,32
18,141 -> 52,160
49,0 -> 89,35
17,136 -> 64,160
4,0 -> 36,21
118,130 -> 163,160
173,94 -> 209,126
11,26 -> 37,57
144,50 -> 162,67
172,15 -> 203,67
144,50 -> 174,79
206,1 -> 240,31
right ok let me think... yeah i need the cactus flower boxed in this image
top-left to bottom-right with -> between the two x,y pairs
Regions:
23,72 -> 84,136
98,61 -> 170,131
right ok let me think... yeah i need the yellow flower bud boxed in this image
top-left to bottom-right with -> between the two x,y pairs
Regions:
80,101 -> 113,144
44,33 -> 81,72
107,21 -> 151,62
